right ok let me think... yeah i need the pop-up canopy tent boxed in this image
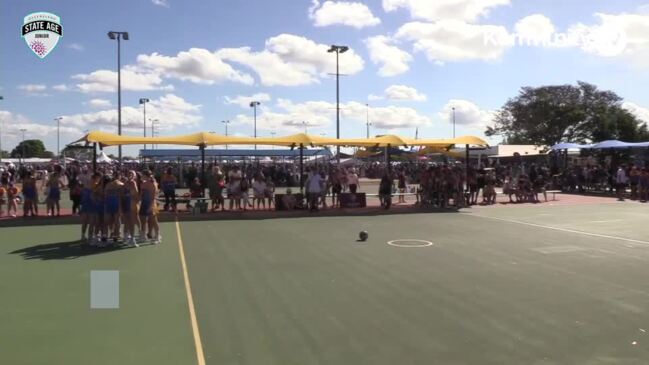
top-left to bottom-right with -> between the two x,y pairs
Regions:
71,131 -> 488,192
551,140 -> 649,150
550,140 -> 649,169
96,151 -> 113,163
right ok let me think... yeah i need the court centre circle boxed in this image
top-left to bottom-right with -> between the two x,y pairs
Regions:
387,239 -> 434,248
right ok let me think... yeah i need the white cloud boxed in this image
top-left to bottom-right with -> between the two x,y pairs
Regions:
0,111 -> 82,150
52,84 -> 69,91
217,33 -> 365,86
224,93 -> 271,108
353,102 -> 429,129
439,99 -> 495,129
232,98 -> 429,134
396,20 -> 511,63
137,48 -> 254,85
309,0 -> 381,28
506,14 -> 632,56
566,13 -> 649,60
390,11 -> 648,67
61,94 -> 201,132
151,0 -> 169,7
365,36 -> 412,76
384,84 -> 427,101
67,43 -> 84,51
623,102 -> 649,124
506,12 -> 649,64
514,14 -> 556,46
87,98 -> 112,108
72,68 -> 174,93
382,0 -> 510,22
217,47 -> 316,86
74,33 -> 364,90
368,94 -> 383,101
18,84 -> 47,93
387,12 -> 649,67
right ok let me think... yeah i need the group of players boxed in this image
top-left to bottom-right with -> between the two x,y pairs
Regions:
0,169 -> 66,218
79,169 -> 161,247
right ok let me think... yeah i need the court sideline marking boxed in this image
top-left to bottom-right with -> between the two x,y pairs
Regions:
175,220 -> 206,365
466,213 -> 649,246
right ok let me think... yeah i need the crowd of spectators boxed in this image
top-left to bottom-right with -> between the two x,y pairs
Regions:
1,156 -> 647,218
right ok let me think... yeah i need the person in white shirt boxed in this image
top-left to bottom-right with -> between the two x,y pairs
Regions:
616,165 -> 628,201
252,176 -> 267,210
228,166 -> 242,210
347,169 -> 359,193
306,168 -> 323,211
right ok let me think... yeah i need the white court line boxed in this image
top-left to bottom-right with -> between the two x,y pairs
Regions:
587,219 -> 623,223
466,214 -> 649,246
387,239 -> 434,248
175,220 -> 206,365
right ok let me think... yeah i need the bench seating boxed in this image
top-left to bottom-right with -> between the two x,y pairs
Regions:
545,190 -> 561,201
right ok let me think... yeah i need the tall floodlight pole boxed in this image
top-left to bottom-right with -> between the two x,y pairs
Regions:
249,101 -> 260,150
149,118 -> 159,149
108,31 -> 129,163
366,103 -> 372,138
302,121 -> 308,134
222,120 -> 230,150
270,131 -> 276,151
452,107 -> 456,138
20,128 -> 26,166
139,98 -> 150,152
54,117 -> 62,161
327,44 -> 348,163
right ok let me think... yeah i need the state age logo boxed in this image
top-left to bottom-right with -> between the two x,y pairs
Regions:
22,12 -> 63,59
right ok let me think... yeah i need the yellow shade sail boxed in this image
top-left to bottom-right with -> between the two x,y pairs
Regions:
72,131 -> 488,149
412,135 -> 489,147
75,131 -> 217,146
220,133 -> 334,147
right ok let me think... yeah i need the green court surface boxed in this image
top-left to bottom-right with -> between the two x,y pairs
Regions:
2,202 -> 649,364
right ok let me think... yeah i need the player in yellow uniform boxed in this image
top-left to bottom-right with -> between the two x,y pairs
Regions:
122,171 -> 140,247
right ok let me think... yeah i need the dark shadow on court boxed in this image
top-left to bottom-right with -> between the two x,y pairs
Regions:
0,205 -> 462,228
161,205 -> 462,223
9,240 -> 132,260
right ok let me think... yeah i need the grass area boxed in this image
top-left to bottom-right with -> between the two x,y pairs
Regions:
2,203 -> 649,364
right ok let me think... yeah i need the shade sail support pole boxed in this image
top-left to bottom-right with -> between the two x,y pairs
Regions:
385,145 -> 391,172
93,143 -> 97,173
200,144 -> 206,197
300,143 -> 304,194
465,144 -> 470,193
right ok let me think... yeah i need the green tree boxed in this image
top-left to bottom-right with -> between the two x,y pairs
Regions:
10,139 -> 48,158
486,82 -> 649,146
61,145 -> 92,160
0,150 -> 8,158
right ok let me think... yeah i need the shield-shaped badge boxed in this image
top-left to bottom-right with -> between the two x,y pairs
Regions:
22,12 -> 63,59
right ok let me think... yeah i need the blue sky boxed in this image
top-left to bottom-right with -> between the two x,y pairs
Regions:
3,0 -> 649,156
